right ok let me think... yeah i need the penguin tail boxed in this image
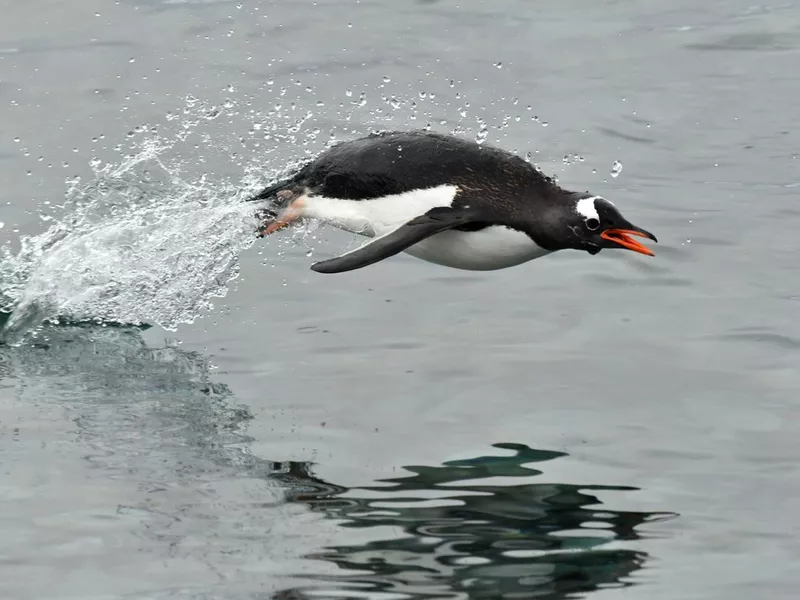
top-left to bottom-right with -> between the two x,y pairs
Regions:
245,176 -> 297,203
246,172 -> 311,238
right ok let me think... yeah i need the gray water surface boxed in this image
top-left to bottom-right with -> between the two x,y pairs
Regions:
2,0 -> 800,598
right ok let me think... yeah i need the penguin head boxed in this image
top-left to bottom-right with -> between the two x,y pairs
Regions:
558,193 -> 658,256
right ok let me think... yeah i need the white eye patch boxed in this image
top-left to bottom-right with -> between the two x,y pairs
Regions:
576,196 -> 600,221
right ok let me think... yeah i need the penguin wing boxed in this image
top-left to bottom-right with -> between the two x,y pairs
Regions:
310,206 -> 477,274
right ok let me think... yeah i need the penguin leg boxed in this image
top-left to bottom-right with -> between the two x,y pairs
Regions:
258,191 -> 307,237
310,206 -> 477,274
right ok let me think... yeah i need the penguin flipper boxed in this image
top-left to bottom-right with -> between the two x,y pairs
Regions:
310,207 -> 475,274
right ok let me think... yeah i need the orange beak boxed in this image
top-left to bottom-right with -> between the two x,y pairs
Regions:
600,228 -> 657,256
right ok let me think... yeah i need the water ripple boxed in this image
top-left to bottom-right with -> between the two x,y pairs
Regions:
277,443 -> 677,599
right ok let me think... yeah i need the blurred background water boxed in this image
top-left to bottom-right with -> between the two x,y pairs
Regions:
1,0 -> 800,598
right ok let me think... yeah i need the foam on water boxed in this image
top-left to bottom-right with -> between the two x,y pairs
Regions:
0,139 -> 271,344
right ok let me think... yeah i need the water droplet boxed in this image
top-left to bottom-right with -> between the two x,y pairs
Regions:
306,249 -> 313,257
129,57 -> 135,63
610,160 -> 623,178
418,91 -> 427,99
561,153 -> 584,166
494,61 -> 503,69
475,120 -> 489,145
592,168 -> 597,174
382,76 -> 391,83
13,137 -> 20,143
448,79 -> 455,87
541,121 -> 548,127
347,22 -> 352,28
345,89 -> 353,97
226,84 -> 236,93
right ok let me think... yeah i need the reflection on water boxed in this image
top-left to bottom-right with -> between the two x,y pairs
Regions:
0,316 -> 285,594
0,319 -> 675,599
277,444 -> 676,599
0,315 -> 254,481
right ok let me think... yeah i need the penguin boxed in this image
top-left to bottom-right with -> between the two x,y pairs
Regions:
249,130 -> 657,274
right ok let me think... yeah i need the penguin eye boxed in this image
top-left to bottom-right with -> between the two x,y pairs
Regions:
585,217 -> 600,231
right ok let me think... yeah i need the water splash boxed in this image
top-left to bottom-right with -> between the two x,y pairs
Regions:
1,73 -> 560,344
0,139 -> 265,344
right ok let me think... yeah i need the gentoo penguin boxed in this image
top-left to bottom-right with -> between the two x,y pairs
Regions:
249,130 -> 657,273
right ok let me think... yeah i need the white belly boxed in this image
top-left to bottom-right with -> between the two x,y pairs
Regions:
303,185 -> 461,236
301,184 -> 550,271
401,226 -> 550,270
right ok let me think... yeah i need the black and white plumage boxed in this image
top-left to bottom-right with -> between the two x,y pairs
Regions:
249,130 -> 657,274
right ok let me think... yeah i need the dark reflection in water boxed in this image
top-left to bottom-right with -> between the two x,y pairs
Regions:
274,445 -> 676,600
0,316 -> 284,572
0,316 -> 256,480
0,315 -> 675,599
